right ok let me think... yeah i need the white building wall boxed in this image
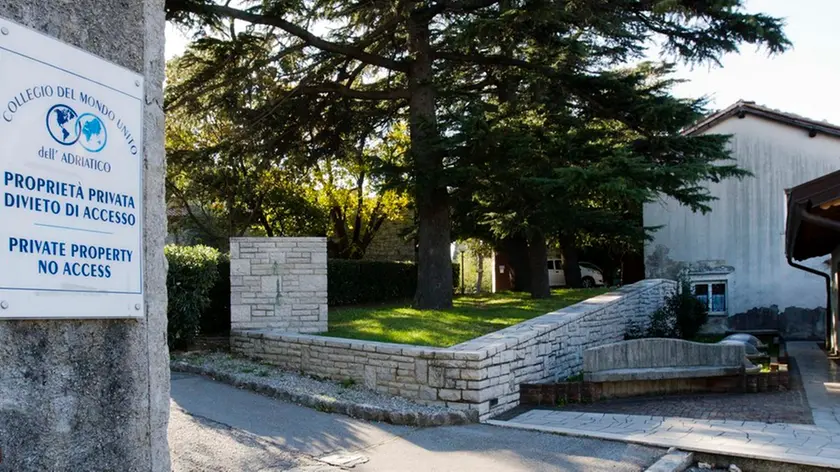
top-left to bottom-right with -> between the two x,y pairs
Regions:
645,114 -> 840,336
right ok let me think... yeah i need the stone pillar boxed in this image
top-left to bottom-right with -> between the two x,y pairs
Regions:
0,2 -> 169,471
230,238 -> 328,333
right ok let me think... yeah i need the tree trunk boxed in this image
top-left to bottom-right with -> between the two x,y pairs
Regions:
475,253 -> 484,293
621,206 -> 646,284
501,235 -> 531,292
409,14 -> 452,309
622,251 -> 645,284
259,211 -> 275,237
560,230 -> 582,288
601,255 -> 617,287
528,230 -> 551,299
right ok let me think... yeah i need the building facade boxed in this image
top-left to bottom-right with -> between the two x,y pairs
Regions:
645,101 -> 840,339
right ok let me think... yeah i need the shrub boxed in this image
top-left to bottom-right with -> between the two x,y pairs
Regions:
203,255 -> 230,335
165,245 -> 221,349
625,277 -> 708,340
329,260 -> 416,306
329,260 -> 462,306
623,320 -> 647,340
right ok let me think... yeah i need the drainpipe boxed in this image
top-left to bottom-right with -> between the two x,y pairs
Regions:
790,210 -> 840,351
786,256 -> 831,350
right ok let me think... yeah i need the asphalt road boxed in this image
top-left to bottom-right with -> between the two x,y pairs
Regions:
170,372 -> 664,472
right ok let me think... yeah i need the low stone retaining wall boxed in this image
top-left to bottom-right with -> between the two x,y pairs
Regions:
232,279 -> 675,420
171,357 -> 477,426
520,369 -> 791,406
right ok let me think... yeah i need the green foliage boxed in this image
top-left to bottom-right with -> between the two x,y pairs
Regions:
204,255 -> 230,335
328,260 -> 460,306
165,245 -> 222,349
165,48 -> 408,257
325,288 -> 609,347
458,241 -> 494,294
166,0 -> 791,307
564,372 -> 584,383
328,260 -> 417,306
627,278 -> 709,340
165,53 -> 329,247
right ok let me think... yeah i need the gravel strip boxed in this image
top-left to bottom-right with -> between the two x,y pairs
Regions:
171,352 -> 478,426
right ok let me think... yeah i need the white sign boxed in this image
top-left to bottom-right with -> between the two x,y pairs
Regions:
0,18 -> 144,318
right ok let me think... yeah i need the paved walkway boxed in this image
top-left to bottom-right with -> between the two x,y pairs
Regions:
489,342 -> 840,469
171,372 -> 664,471
547,363 -> 812,424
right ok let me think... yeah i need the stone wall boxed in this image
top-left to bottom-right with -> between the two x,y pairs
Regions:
363,216 -> 415,262
232,279 -> 674,420
230,237 -> 328,333
0,2 -> 169,471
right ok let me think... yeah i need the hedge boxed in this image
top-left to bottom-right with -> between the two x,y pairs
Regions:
204,255 -> 231,335
165,245 -> 222,349
329,259 -> 460,306
166,250 -> 465,345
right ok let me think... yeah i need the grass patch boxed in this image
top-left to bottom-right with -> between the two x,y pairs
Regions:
322,288 -> 609,347
559,371 -> 584,382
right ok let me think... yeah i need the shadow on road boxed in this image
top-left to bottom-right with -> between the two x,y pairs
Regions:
170,372 -> 662,471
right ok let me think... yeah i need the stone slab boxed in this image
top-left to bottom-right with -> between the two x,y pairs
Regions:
644,449 -> 693,472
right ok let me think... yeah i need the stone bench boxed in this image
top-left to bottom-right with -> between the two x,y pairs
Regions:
583,338 -> 745,383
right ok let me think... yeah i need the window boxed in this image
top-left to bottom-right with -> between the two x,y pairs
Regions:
547,261 -> 555,270
693,281 -> 727,314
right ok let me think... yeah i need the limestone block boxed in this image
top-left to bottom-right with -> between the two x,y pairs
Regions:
231,305 -> 251,322
231,259 -> 251,276
261,276 -> 281,294
418,386 -> 437,401
461,390 -> 481,403
299,274 -> 327,292
429,366 -> 445,388
438,389 -> 462,401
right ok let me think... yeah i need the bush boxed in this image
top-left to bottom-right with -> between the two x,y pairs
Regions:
625,277 -> 708,340
203,255 -> 230,335
165,245 -> 221,349
329,260 -> 462,306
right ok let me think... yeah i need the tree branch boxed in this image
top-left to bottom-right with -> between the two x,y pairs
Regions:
297,82 -> 410,100
168,2 -> 409,72
414,0 -> 501,20
166,181 -> 222,243
432,51 -> 651,136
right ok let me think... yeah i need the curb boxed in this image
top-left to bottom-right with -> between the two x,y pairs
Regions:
485,419 -> 840,470
172,361 -> 479,427
645,448 -> 693,472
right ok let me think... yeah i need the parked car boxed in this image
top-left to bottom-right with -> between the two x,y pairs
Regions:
547,260 -> 605,288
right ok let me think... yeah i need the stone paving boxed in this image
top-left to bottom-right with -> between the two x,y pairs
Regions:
488,342 -> 840,469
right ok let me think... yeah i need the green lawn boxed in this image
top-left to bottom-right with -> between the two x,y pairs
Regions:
321,288 -> 610,347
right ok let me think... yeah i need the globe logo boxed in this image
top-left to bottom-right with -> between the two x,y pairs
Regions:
76,113 -> 107,153
45,104 -> 107,153
46,104 -> 79,146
